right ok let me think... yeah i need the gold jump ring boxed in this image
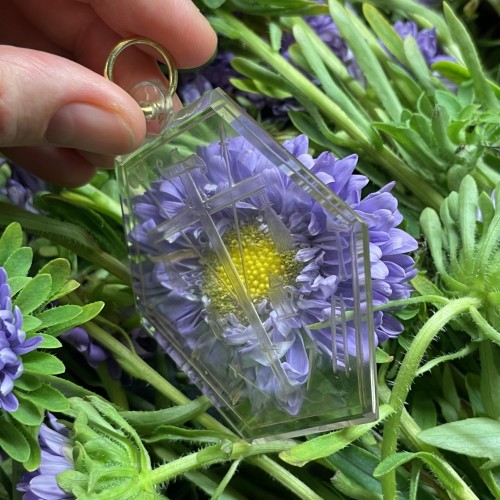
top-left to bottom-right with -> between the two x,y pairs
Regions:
104,37 -> 178,97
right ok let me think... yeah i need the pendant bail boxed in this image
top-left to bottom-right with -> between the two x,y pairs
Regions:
104,37 -> 178,131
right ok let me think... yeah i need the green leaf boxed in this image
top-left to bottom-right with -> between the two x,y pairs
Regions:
8,275 -> 31,295
0,414 -> 31,462
465,373 -> 486,417
10,394 -> 44,426
22,351 -> 65,375
36,305 -> 83,329
363,4 -> 406,65
18,424 -> 42,471
329,0 -> 402,121
35,194 -> 128,260
121,396 -> 212,434
458,175 -> 478,265
374,451 -> 466,497
0,222 -> 23,265
44,301 -> 104,337
14,373 -> 43,392
443,3 -> 499,111
416,342 -> 477,376
50,279 -> 80,301
0,202 -> 130,283
143,426 -> 232,444
3,246 -> 32,279
25,384 -> 69,412
22,315 -> 43,333
479,343 -> 500,419
279,404 -> 394,466
326,445 -> 384,498
37,258 -> 71,299
418,418 -> 500,461
38,334 -> 63,349
14,273 -> 52,314
376,347 -> 393,364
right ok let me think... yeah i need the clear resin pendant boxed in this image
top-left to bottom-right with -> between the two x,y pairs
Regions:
112,40 -> 377,439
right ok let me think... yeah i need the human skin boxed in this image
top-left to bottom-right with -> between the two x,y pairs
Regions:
0,0 -> 217,186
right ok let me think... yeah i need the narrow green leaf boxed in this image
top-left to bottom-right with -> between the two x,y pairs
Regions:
433,60 -> 500,97
14,273 -> 52,314
44,301 -> 104,337
443,3 -> 499,110
279,404 -> 393,466
416,342 -> 477,376
374,451 -> 465,496
34,194 -> 127,260
0,414 -> 31,462
22,351 -> 65,375
37,258 -> 71,299
418,417 -> 500,461
332,470 -> 381,500
0,202 -> 130,283
3,246 -> 33,279
363,4 -> 406,64
479,343 -> 500,419
121,396 -> 212,433
10,394 -> 44,426
420,208 -> 446,275
268,21 -> 282,52
143,426 -> 232,444
326,445 -> 384,498
328,0 -> 402,120
0,222 -> 23,265
458,175 -> 478,264
410,274 -> 445,299
403,36 -> 435,94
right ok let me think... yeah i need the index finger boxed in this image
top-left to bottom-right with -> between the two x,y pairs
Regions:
78,0 -> 218,69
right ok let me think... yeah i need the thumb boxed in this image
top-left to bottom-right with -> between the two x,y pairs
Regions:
0,45 -> 146,154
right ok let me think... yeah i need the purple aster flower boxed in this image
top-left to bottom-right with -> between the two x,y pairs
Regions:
127,134 -> 416,417
0,267 -> 43,412
17,413 -> 74,500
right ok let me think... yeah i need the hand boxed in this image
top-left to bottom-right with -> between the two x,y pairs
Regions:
0,0 -> 217,186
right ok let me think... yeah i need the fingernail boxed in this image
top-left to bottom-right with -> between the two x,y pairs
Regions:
46,103 -> 137,154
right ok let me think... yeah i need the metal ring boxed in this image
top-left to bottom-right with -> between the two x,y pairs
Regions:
104,37 -> 178,97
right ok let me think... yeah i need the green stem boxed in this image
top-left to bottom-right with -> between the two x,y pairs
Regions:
380,297 -> 481,500
96,364 -> 129,410
62,186 -> 123,224
147,441 -> 291,484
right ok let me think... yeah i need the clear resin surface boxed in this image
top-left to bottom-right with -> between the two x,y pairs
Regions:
117,88 -> 377,439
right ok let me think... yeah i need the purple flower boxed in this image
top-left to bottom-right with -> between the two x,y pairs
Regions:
0,159 -> 45,212
0,267 -> 43,412
17,413 -> 74,500
128,134 -> 417,415
60,327 -> 108,368
393,20 -> 453,66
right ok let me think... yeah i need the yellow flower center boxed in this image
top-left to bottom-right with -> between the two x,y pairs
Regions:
203,224 -> 297,315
